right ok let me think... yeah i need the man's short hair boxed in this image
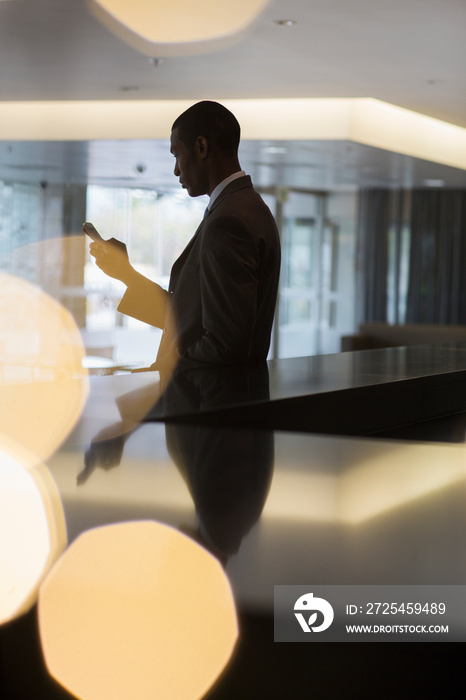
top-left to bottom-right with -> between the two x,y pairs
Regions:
172,101 -> 240,155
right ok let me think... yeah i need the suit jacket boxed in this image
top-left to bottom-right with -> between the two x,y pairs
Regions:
118,175 -> 281,367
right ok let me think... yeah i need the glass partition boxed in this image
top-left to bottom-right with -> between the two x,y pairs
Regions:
0,178 -> 355,366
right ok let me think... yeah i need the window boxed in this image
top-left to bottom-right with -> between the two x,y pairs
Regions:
84,186 -> 208,364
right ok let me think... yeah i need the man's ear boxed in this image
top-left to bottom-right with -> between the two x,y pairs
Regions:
195,135 -> 209,159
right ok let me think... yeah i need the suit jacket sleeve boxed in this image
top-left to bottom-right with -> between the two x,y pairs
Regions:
179,214 -> 260,365
117,271 -> 169,329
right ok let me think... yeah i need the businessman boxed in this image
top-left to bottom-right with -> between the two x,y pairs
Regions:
90,100 -> 281,369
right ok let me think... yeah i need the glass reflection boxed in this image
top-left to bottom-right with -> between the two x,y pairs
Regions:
79,364 -> 275,563
0,437 -> 67,625
38,521 -> 238,700
0,271 -> 89,465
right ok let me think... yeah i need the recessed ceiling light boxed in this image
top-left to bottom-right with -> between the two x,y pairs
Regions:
274,19 -> 296,26
423,179 -> 445,187
262,146 -> 288,154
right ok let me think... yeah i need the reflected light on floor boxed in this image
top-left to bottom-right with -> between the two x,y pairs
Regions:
38,521 -> 238,700
265,471 -> 336,522
0,436 -> 67,624
0,272 -> 89,466
266,441 -> 466,525
339,443 -> 466,524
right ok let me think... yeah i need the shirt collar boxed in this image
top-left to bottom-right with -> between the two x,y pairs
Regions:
208,171 -> 246,210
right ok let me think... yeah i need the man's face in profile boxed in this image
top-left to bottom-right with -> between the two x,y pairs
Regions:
170,128 -> 208,198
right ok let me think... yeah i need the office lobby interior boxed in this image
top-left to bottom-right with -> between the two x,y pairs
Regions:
1,1 -> 466,698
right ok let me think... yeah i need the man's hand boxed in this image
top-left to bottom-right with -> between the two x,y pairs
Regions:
89,238 -> 134,284
78,431 -> 127,485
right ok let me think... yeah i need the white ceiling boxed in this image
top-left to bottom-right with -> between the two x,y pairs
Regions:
1,0 -> 466,190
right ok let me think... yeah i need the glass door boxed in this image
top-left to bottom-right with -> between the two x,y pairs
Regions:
277,190 -> 322,357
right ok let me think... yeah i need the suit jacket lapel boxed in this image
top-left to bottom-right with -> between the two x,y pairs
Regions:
169,176 -> 253,291
169,216 -> 206,290
208,175 -> 252,215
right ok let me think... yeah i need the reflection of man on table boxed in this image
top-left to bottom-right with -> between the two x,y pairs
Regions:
90,100 -> 281,370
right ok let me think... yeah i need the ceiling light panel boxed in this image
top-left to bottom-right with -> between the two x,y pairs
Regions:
88,0 -> 271,56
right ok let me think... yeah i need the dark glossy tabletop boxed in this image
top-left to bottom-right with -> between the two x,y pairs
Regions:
123,344 -> 466,436
150,344 -> 466,408
2,350 -> 466,698
268,342 -> 466,393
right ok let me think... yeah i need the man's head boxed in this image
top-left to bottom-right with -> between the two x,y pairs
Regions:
170,101 -> 241,197
172,101 -> 240,155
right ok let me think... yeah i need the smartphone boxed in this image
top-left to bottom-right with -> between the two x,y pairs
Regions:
83,222 -> 104,241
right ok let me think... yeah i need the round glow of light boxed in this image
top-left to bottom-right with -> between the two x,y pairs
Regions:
89,0 -> 271,55
0,273 -> 89,467
91,0 -> 269,41
38,521 -> 238,700
0,437 -> 67,625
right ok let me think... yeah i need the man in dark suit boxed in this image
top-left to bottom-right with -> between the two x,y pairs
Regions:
90,101 -> 281,369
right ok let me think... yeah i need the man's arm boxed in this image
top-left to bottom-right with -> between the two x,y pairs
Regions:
90,238 -> 169,329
